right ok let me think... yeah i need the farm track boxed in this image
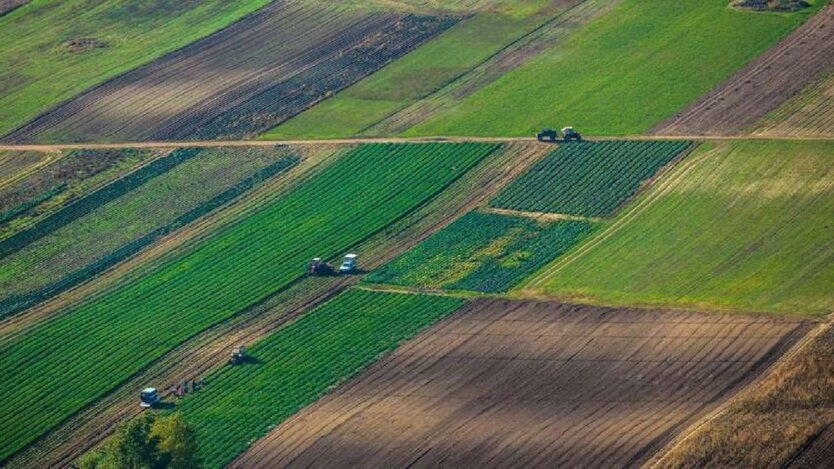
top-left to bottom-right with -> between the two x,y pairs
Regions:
1,134 -> 833,154
651,4 -> 834,136
2,2 -> 457,143
1,142 -> 548,468
230,298 -> 811,468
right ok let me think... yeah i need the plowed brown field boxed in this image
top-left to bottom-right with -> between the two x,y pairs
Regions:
231,298 -> 810,468
651,4 -> 834,136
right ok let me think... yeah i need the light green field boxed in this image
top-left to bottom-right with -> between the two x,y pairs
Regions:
0,0 -> 272,137
404,0 -> 822,137
524,140 -> 834,316
263,0 -> 568,139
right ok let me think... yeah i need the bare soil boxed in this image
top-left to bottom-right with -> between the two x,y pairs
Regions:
1,143 -> 548,468
652,4 -> 834,136
231,298 -> 810,468
3,3 -> 456,143
0,0 -> 27,16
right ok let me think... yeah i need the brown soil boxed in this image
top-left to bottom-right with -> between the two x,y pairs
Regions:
231,298 -> 810,468
64,38 -> 108,53
2,143 -> 548,468
653,320 -> 834,468
652,4 -> 834,136
0,0 -> 27,16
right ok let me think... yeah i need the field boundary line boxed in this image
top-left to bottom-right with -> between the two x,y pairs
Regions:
521,143 -> 723,292
645,319 -> 832,469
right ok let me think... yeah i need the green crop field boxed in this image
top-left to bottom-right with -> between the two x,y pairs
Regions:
526,140 -> 834,315
403,0 -> 821,137
490,140 -> 691,217
263,0 -> 572,139
0,0 -> 273,137
175,289 -> 465,468
0,142 -> 496,462
0,147 -> 299,319
365,210 -> 595,292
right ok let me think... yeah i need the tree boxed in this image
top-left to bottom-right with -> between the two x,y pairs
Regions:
150,413 -> 201,469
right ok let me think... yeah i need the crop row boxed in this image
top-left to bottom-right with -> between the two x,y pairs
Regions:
365,210 -> 596,292
0,142 -> 497,462
0,148 -> 299,319
0,149 -> 152,241
490,140 -> 692,217
175,288 -> 465,467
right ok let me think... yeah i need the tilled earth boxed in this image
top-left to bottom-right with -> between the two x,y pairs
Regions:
231,298 -> 810,468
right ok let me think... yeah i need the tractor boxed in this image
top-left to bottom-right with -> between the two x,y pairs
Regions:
308,257 -> 335,276
536,127 -> 582,143
140,387 -> 159,408
229,346 -> 247,365
339,254 -> 358,274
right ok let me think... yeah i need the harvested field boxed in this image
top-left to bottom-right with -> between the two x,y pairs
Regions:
0,0 -> 28,17
231,298 -> 810,468
756,70 -> 834,137
652,3 -> 834,136
654,320 -> 834,468
4,2 -> 457,143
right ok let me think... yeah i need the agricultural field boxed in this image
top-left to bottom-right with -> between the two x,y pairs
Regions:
655,321 -> 834,468
653,3 -> 834,136
526,140 -> 834,315
490,140 -> 691,217
0,0 -> 273,137
365,211 -> 595,292
0,142 -> 546,469
232,298 -> 810,468
0,149 -> 157,243
174,289 -> 465,468
265,0 -> 605,139
0,146 -> 299,320
4,3 -> 457,143
755,69 -> 834,137
400,0 -> 821,137
0,142 -> 496,463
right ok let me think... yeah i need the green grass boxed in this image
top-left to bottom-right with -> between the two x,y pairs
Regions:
526,140 -> 834,315
263,1 -> 564,139
176,289 -> 465,468
490,140 -> 691,216
404,0 -> 822,137
365,211 -> 596,292
0,142 -> 496,462
0,0 -> 273,137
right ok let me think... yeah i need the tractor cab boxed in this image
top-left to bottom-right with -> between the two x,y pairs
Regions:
140,387 -> 159,408
229,346 -> 247,365
308,257 -> 334,276
339,254 -> 358,274
561,127 -> 582,142
536,128 -> 558,143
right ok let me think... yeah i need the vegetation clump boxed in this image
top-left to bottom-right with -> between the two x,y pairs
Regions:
732,0 -> 811,11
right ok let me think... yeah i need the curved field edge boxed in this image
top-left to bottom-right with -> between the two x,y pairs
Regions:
0,0 -> 276,138
400,0 -> 820,137
523,140 -> 834,316
0,142 -> 498,462
652,318 -> 834,468
2,142 -> 545,469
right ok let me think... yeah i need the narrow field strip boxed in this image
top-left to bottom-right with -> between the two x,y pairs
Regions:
529,140 -> 834,315
0,142 -> 496,463
172,289 -> 466,468
0,147 -> 300,320
365,210 -> 596,293
1,142 -> 544,468
490,140 -> 692,217
652,3 -> 834,136
4,2 -> 458,143
230,298 -> 810,468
